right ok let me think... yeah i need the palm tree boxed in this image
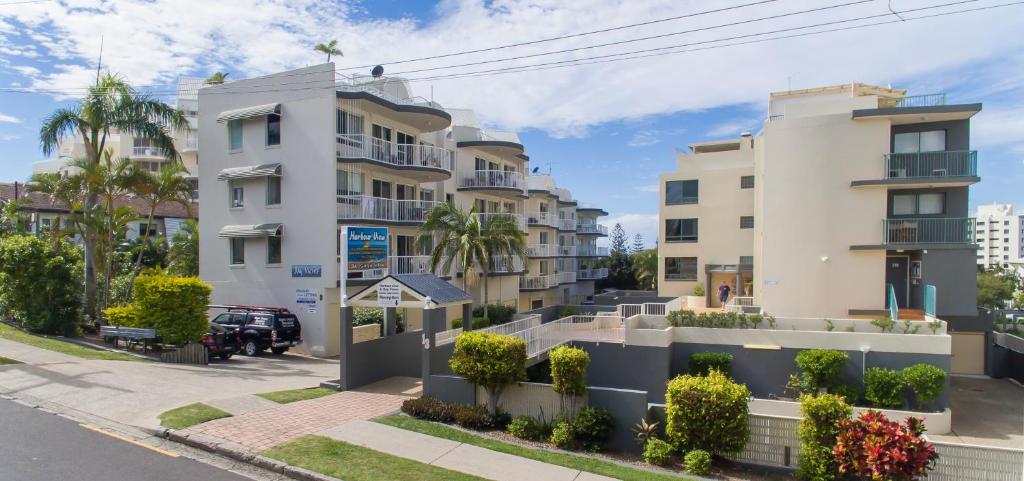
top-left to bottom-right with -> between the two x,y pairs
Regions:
131,162 -> 194,273
38,73 -> 188,318
314,40 -> 343,62
633,248 -> 658,291
205,72 -> 229,85
167,219 -> 198,276
416,203 -> 526,320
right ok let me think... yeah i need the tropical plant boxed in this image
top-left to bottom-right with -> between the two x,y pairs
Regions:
571,406 -> 615,451
38,73 -> 187,318
633,418 -> 660,447
795,349 -> 849,393
665,370 -> 750,455
864,368 -> 905,408
0,197 -> 31,236
314,39 -> 343,62
449,331 -> 526,416
902,364 -> 946,409
642,438 -> 675,466
550,346 -> 589,419
0,235 -> 83,335
204,71 -> 229,85
688,352 -> 733,376
131,162 -> 192,272
833,411 -> 938,481
684,449 -> 712,475
977,267 -> 1019,308
797,394 -> 852,481
633,248 -> 658,290
167,219 -> 198,276
871,317 -> 896,333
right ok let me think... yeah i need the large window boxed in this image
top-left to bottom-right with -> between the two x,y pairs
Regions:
892,192 -> 945,216
266,113 -> 281,146
336,169 -> 363,196
665,218 -> 698,242
665,180 -> 698,205
228,119 -> 242,151
230,238 -> 245,265
665,257 -> 697,280
230,184 -> 244,208
336,109 -> 364,146
267,236 -> 281,264
894,130 -> 946,153
740,175 -> 754,189
266,176 -> 281,205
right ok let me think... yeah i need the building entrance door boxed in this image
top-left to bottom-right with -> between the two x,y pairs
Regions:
885,256 -> 909,308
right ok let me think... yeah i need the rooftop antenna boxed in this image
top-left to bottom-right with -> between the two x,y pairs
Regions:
888,0 -> 907,21
371,65 -> 384,78
95,35 -> 104,83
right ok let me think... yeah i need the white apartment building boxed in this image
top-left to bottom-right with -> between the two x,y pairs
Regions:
974,203 -> 1024,269
198,64 -> 607,356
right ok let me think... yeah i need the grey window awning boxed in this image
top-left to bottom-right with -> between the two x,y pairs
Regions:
216,103 -> 280,123
216,163 -> 281,181
217,223 -> 282,238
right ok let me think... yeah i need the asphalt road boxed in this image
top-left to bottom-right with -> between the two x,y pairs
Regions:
0,399 -> 252,481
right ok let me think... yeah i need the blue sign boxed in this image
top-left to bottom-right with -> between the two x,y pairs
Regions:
346,226 -> 388,279
291,264 -> 322,278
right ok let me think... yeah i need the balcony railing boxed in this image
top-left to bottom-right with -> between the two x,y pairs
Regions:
527,211 -> 559,228
577,246 -> 610,257
576,223 -> 608,235
183,133 -> 198,151
475,212 -> 526,231
337,195 -> 440,223
558,218 -> 576,231
882,217 -> 975,245
884,150 -> 977,179
337,134 -> 454,172
577,268 -> 608,280
527,244 -> 558,257
880,93 -> 947,109
131,146 -> 167,158
458,170 -> 525,191
520,274 -> 558,290
557,245 -> 577,257
558,271 -> 577,284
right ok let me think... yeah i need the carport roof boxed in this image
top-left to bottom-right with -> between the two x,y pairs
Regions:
349,273 -> 471,308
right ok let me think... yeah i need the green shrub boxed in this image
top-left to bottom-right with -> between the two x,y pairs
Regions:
550,421 -> 575,450
508,415 -> 541,440
643,438 -> 675,466
688,352 -> 733,376
797,394 -> 852,481
795,349 -> 848,392
401,397 -> 457,423
0,235 -> 82,336
453,404 -> 491,430
103,304 -> 140,327
667,309 -> 697,327
472,304 -> 516,325
865,368 -> 905,408
684,449 -> 712,475
550,346 -> 588,418
572,407 -> 615,452
665,370 -> 750,455
451,318 -> 463,329
131,271 -> 212,346
108,273 -> 134,306
450,332 -> 526,415
831,384 -> 863,406
693,283 -> 705,296
902,364 -> 946,408
559,305 -> 578,317
871,317 -> 895,333
353,307 -> 384,325
472,317 -> 490,329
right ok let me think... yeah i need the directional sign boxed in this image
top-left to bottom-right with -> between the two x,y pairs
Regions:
377,283 -> 400,308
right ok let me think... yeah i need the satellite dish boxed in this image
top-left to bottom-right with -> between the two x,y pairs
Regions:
531,167 -> 539,173
371,65 -> 384,78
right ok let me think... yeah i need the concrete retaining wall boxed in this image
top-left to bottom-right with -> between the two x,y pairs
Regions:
345,330 -> 421,389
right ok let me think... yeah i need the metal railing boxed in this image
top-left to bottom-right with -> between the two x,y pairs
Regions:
390,256 -> 432,275
475,212 -> 526,231
520,274 -> 558,290
526,244 -> 558,257
766,114 -> 785,122
558,218 -> 576,231
131,146 -> 167,158
725,296 -> 762,314
558,271 -> 577,284
557,245 -> 576,257
884,150 -> 977,179
576,246 -> 609,257
335,80 -> 444,110
924,284 -> 937,318
926,439 -> 1024,481
888,283 -> 899,321
458,170 -> 525,191
575,223 -> 608,235
489,255 -> 525,273
480,314 -> 541,337
514,315 -> 623,358
577,268 -> 608,280
435,327 -> 462,347
527,211 -> 559,227
884,93 -> 947,108
336,134 -> 454,172
337,195 -> 441,223
882,217 -> 975,245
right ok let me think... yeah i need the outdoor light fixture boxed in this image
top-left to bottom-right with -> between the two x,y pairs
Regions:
820,256 -> 829,263
860,346 -> 871,383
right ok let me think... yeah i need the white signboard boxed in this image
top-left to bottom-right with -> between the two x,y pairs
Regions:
296,288 -> 319,305
377,283 -> 400,308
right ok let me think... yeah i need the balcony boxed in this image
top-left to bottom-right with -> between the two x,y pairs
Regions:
880,93 -> 947,109
527,244 -> 558,258
182,133 -> 198,152
475,212 -> 526,232
527,211 -> 559,228
577,268 -> 609,280
576,223 -> 608,236
457,170 -> 526,198
558,218 -> 576,231
557,245 -> 577,257
852,217 -> 976,250
576,246 -> 609,257
490,255 -> 525,274
852,151 -> 979,188
335,80 -> 452,131
336,134 -> 454,182
131,146 -> 167,159
337,195 -> 440,224
853,92 -> 981,124
520,274 -> 558,290
558,271 -> 577,284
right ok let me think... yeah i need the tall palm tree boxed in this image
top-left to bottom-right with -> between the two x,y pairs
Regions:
167,219 -> 198,276
633,248 -> 658,291
314,40 -> 343,62
38,73 -> 188,318
131,162 -> 194,272
416,203 -> 526,320
205,72 -> 229,85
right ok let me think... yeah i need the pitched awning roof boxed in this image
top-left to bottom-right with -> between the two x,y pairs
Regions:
216,103 -> 280,123
216,163 -> 281,181
217,223 -> 282,238
349,273 -> 472,308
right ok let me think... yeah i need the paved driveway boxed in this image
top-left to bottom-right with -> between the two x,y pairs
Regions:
928,376 -> 1024,449
0,338 -> 339,430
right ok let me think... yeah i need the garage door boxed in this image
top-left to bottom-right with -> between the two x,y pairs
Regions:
950,332 -> 985,375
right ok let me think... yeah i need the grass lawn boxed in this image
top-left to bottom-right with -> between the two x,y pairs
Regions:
263,435 -> 489,481
256,387 -> 336,404
0,356 -> 21,365
0,323 -> 141,362
158,403 -> 232,430
375,415 -> 693,481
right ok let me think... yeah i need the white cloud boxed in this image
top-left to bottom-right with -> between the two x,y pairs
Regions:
604,213 -> 658,248
0,133 -> 20,141
0,113 -> 20,124
637,184 -> 659,193
627,129 -> 661,147
705,119 -> 756,138
973,104 -> 1024,148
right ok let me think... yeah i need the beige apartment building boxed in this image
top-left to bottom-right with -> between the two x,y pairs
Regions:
659,84 -> 981,339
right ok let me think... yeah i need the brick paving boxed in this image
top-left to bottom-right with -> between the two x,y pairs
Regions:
188,391 -> 408,451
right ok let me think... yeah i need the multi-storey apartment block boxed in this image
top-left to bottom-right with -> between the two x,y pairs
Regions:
973,203 -> 1024,270
659,83 -> 984,372
198,64 -> 607,356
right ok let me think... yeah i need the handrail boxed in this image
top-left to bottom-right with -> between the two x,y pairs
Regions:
527,211 -> 559,227
882,217 -> 974,244
576,246 -> 609,257
885,93 -> 946,108
884,150 -> 977,179
337,195 -> 440,223
336,134 -> 454,172
575,223 -> 608,235
924,284 -> 936,318
520,274 -> 558,289
458,170 -> 525,191
888,283 -> 899,321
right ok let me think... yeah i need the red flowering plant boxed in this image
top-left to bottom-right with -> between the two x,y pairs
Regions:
833,410 -> 938,481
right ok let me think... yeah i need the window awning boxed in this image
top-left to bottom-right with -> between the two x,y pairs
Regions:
217,223 -> 282,238
216,103 -> 280,123
216,163 -> 281,181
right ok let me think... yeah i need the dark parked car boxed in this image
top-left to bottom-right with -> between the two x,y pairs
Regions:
210,305 -> 302,356
202,322 -> 240,360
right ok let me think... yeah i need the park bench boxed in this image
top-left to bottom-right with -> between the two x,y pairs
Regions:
99,326 -> 158,353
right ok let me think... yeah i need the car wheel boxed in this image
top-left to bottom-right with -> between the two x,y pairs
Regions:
271,347 -> 288,355
243,340 -> 260,356
219,353 -> 233,360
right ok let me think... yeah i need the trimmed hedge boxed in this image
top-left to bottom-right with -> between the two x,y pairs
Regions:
902,364 -> 946,407
449,332 -> 526,415
795,349 -> 848,392
865,368 -> 905,408
572,406 -> 615,452
665,370 -> 750,455
797,394 -> 852,481
643,438 -> 675,466
472,304 -> 516,325
400,397 -> 507,430
131,271 -> 212,346
688,352 -> 733,376
0,235 -> 82,335
103,304 -> 140,327
550,346 -> 589,397
684,449 -> 712,475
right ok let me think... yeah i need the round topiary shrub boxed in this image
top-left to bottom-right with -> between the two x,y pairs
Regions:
684,449 -> 712,475
643,438 -> 675,466
508,415 -> 539,440
902,363 -> 946,409
865,367 -> 905,408
665,370 -> 750,456
550,420 -> 575,450
449,332 -> 527,415
550,345 -> 589,418
795,349 -> 849,392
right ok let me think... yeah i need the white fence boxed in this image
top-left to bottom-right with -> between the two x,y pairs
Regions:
514,314 -> 623,358
730,414 -> 801,468
476,381 -> 583,419
724,296 -> 762,314
434,314 -> 542,347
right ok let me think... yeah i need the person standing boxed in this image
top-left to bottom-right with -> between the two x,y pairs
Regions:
718,281 -> 731,308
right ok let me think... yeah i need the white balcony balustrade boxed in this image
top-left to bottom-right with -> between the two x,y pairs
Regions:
336,134 -> 454,172
337,195 -> 440,223
475,212 -> 527,231
557,245 -> 577,257
558,218 -> 576,231
527,211 -> 559,228
458,170 -> 525,191
558,271 -> 577,284
576,246 -> 609,257
520,274 -> 558,290
131,146 -> 167,158
577,268 -> 608,280
576,223 -> 608,235
526,244 -> 558,257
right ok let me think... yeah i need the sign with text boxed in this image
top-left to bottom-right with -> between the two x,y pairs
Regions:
377,283 -> 400,308
346,226 -> 388,280
291,264 -> 322,278
295,288 -> 319,305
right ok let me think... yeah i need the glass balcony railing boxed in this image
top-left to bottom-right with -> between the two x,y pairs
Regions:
576,246 -> 609,257
575,223 -> 608,235
337,195 -> 440,223
882,217 -> 975,245
131,146 -> 167,158
884,150 -> 977,179
577,268 -> 608,280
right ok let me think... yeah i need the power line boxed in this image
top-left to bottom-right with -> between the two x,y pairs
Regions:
0,0 -> 54,5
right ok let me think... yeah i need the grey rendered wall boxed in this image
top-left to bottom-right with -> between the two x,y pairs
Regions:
921,249 -> 979,319
572,341 -> 671,403
426,375 -> 477,404
891,120 -> 970,151
586,386 -> 649,454
887,186 -> 970,218
345,330 -> 423,389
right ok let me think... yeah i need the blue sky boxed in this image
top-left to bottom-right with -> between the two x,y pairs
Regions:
1,0 -> 1023,246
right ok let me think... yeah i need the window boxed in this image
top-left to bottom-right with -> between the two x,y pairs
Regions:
666,180 -> 698,205
665,257 -> 697,280
336,169 -> 363,196
230,185 -> 244,208
267,236 -> 281,264
892,193 -> 944,216
539,231 -> 549,244
445,193 -> 454,204
336,109 -> 364,146
893,130 -> 946,153
1004,220 -> 1010,226
740,255 -> 753,265
138,223 -> 157,238
740,216 -> 754,229
230,238 -> 245,265
266,176 -> 281,205
665,218 -> 698,242
266,113 -> 281,146
740,175 -> 754,189
228,119 -> 243,151
420,189 -> 435,203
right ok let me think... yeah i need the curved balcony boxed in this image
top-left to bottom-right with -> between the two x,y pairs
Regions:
527,211 -> 559,228
475,212 -> 526,232
576,246 -> 609,257
457,170 -> 527,198
131,146 -> 167,159
520,274 -> 558,290
557,245 -> 577,257
558,271 -> 577,284
337,195 -> 440,225
576,223 -> 608,236
527,244 -> 558,258
336,134 -> 454,182
577,268 -> 609,280
336,83 -> 452,131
